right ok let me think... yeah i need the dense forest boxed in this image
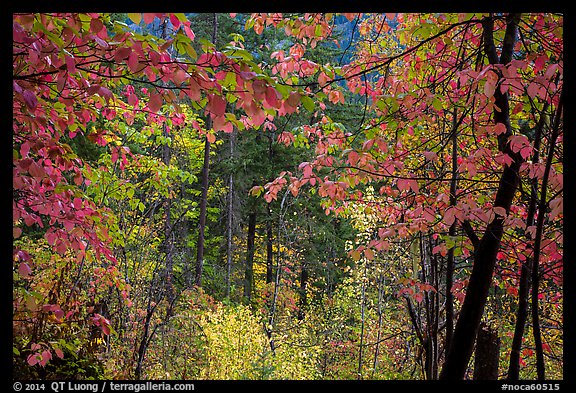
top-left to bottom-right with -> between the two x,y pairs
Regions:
12,13 -> 563,380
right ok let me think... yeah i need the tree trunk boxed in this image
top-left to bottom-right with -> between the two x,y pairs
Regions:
195,13 -> 218,287
445,108 -> 458,353
266,205 -> 274,284
531,89 -> 563,380
244,209 -> 256,302
357,262 -> 368,380
507,101 -> 548,380
473,322 -> 501,380
225,130 -> 235,298
162,124 -> 175,300
372,274 -> 385,378
440,13 -> 521,380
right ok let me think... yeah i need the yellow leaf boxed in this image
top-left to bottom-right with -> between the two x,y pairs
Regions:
128,13 -> 142,25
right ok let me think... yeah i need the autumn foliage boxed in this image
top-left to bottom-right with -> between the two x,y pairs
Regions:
13,12 -> 562,380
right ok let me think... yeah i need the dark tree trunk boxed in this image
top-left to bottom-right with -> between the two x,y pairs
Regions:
474,322 -> 501,380
225,129 -> 235,298
531,90 -> 563,380
195,136 -> 210,287
244,210 -> 257,302
266,205 -> 274,284
440,13 -> 521,380
507,101 -> 548,380
445,108 -> 459,353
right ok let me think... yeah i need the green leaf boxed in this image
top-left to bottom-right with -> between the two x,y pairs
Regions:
184,42 -> 197,60
301,96 -> 315,112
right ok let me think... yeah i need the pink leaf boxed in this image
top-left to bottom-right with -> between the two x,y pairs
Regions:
143,13 -> 157,24
27,354 -> 40,366
128,93 -> 139,106
54,348 -> 64,359
149,93 -> 163,113
444,207 -> 456,226
484,78 -> 496,98
18,262 -> 32,277
493,123 -> 507,135
265,86 -> 281,108
40,350 -> 52,367
493,206 -> 507,217
397,178 -> 410,192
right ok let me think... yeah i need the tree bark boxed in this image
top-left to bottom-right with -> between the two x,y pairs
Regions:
440,13 -> 521,380
474,322 -> 501,380
531,89 -> 563,380
225,130 -> 235,298
266,205 -> 274,284
445,108 -> 458,353
507,101 -> 548,380
243,209 -> 256,302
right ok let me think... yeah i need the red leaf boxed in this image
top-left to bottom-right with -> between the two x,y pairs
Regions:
143,13 -> 157,24
98,86 -> 113,101
184,24 -> 195,40
348,150 -> 359,166
90,18 -> 104,34
397,178 -> 410,192
22,90 -> 38,110
170,14 -> 181,29
18,262 -> 32,277
444,206 -> 456,226
127,51 -> 141,73
213,115 -> 233,133
265,86 -> 280,108
45,231 -> 57,246
149,93 -> 163,113
28,161 -> 45,178
364,248 -> 374,261
207,94 -> 226,117
127,93 -> 139,106
287,91 -> 301,107
240,71 -> 257,80
65,56 -> 76,73
493,123 -> 507,135
114,47 -> 132,62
